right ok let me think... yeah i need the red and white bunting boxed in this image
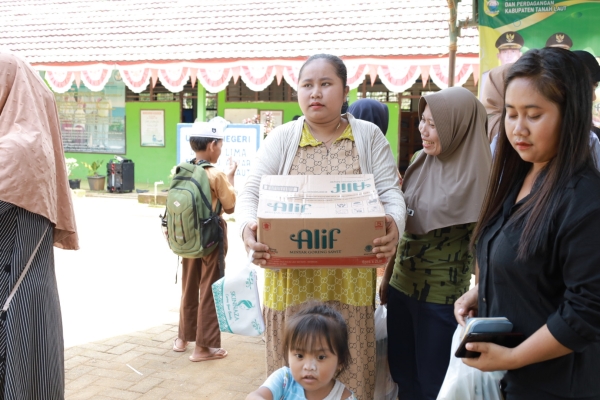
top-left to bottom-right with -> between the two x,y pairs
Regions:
38,59 -> 477,94
158,67 -> 189,93
378,65 -> 421,93
429,63 -> 473,89
197,67 -> 231,93
45,71 -> 75,93
240,66 -> 275,92
283,65 -> 300,91
119,67 -> 151,93
346,64 -> 368,90
81,68 -> 111,92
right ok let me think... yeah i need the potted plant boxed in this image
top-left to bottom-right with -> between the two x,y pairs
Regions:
65,157 -> 80,189
82,160 -> 105,191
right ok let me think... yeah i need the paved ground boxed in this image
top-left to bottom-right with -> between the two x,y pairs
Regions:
56,193 -> 266,399
64,328 -> 265,400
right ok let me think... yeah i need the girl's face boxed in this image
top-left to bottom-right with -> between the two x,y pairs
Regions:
419,104 -> 442,156
297,59 -> 349,124
288,338 -> 340,398
504,77 -> 561,168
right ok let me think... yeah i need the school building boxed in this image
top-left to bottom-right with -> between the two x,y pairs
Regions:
1,0 -> 479,184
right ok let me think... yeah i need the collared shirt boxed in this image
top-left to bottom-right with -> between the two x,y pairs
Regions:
205,166 -> 236,214
192,159 -> 236,214
299,123 -> 354,147
261,367 -> 357,400
477,167 -> 600,399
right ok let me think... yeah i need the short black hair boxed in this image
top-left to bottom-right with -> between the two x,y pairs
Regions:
189,137 -> 220,152
282,302 -> 350,378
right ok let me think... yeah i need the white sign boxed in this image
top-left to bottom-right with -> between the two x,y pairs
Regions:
140,110 -> 165,146
176,123 -> 261,192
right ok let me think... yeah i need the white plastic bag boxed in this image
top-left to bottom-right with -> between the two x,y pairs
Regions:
437,325 -> 505,400
212,251 -> 265,336
374,305 -> 399,400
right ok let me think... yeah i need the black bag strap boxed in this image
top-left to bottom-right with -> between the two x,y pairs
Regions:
1,226 -> 50,320
217,218 -> 225,279
191,159 -> 225,277
193,159 -> 222,215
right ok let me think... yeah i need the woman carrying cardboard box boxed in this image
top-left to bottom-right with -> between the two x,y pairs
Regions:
238,54 -> 405,399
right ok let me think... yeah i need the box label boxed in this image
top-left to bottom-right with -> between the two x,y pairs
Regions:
290,228 -> 340,249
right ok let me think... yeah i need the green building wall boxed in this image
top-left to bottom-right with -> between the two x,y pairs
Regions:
65,86 -> 400,187
216,91 -> 303,124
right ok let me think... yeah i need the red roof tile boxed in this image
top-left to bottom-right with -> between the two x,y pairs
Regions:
0,0 -> 478,65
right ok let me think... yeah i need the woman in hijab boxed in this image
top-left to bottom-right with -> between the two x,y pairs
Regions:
0,52 -> 78,398
380,87 -> 491,400
347,98 -> 390,135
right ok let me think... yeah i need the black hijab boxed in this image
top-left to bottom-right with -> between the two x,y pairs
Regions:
347,98 -> 389,135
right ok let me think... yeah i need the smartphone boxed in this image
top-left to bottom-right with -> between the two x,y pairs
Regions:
455,332 -> 526,358
464,317 -> 513,334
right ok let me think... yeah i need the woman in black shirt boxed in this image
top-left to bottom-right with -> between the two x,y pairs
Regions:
454,48 -> 600,399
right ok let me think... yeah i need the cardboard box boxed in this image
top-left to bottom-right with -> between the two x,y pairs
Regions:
257,174 -> 388,268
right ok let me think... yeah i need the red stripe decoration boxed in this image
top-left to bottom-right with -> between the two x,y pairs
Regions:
346,64 -> 367,90
158,67 -> 189,93
197,67 -> 231,93
44,71 -> 75,93
283,65 -> 300,90
378,65 -> 421,93
119,68 -> 150,93
81,68 -> 111,91
240,65 -> 275,91
430,63 -> 472,89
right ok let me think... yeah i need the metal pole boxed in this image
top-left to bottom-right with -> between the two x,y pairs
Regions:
448,0 -> 458,87
397,93 -> 402,171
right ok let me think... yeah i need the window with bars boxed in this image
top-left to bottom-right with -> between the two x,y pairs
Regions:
126,80 -> 192,102
126,80 -> 209,123
205,92 -> 218,121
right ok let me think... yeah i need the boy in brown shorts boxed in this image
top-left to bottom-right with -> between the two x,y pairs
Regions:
173,121 -> 237,362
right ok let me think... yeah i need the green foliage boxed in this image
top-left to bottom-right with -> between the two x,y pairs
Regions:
82,160 -> 105,177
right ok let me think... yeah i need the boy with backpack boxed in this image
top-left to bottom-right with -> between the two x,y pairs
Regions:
171,121 -> 237,362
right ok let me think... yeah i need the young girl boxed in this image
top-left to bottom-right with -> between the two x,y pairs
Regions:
246,303 -> 356,400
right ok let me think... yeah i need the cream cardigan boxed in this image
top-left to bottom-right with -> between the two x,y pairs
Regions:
237,114 -> 406,237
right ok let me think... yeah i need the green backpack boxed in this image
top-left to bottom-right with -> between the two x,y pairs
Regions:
162,160 -> 223,274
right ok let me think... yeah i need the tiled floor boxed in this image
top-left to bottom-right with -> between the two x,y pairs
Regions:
65,324 -> 266,399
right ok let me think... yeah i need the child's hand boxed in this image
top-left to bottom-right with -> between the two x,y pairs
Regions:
246,387 -> 273,400
226,157 -> 238,177
226,157 -> 238,186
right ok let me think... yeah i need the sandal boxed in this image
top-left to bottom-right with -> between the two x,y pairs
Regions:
189,348 -> 228,362
173,338 -> 187,352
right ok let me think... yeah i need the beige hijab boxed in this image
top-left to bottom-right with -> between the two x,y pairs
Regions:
0,52 -> 78,249
481,63 -> 512,142
402,87 -> 491,235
